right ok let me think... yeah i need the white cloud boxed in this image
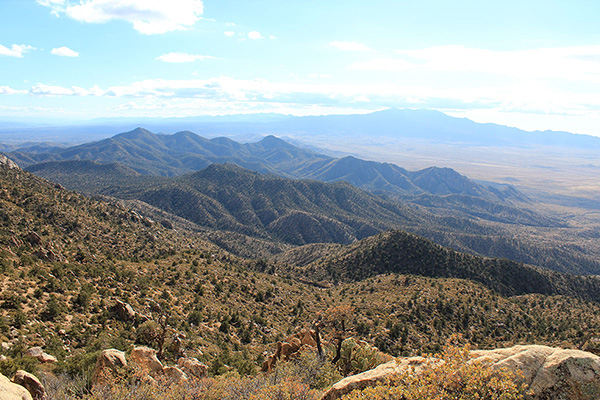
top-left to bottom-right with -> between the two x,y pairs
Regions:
330,41 -> 372,52
0,44 -> 35,58
248,31 -> 263,40
0,86 -> 27,95
51,46 -> 79,57
39,0 -> 204,34
28,84 -> 104,96
14,73 -> 600,135
224,31 -> 235,37
157,52 -> 215,63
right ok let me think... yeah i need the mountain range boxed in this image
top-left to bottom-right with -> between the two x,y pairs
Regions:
3,108 -> 600,149
24,159 -> 600,275
8,127 -> 525,205
4,157 -> 600,384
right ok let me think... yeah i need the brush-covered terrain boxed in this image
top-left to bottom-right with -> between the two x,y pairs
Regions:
2,154 -> 600,399
25,153 -> 600,275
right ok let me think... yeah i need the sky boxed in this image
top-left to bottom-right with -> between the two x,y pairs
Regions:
1,0 -> 600,136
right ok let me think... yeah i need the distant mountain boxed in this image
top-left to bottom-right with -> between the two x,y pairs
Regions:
297,230 -> 600,301
26,160 -> 600,274
9,128 -> 526,206
9,128 -> 330,177
265,108 -> 600,148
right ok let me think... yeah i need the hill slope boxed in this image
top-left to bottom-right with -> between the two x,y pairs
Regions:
24,159 -> 600,274
4,158 -> 600,386
296,230 -> 600,301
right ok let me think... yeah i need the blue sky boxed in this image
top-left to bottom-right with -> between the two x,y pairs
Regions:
1,0 -> 600,136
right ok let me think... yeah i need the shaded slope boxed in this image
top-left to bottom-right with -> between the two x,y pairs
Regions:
302,230 -> 600,301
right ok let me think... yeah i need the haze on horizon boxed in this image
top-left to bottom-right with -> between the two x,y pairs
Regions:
1,0 -> 600,137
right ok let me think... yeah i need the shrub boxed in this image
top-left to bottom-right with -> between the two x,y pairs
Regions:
340,344 -> 525,400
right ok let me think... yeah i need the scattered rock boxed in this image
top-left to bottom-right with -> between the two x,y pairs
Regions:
131,346 -> 163,376
178,357 -> 208,378
321,356 -> 440,400
471,345 -> 600,399
12,370 -> 47,400
0,371 -> 32,400
92,349 -> 127,385
25,347 -> 56,364
0,355 -> 7,362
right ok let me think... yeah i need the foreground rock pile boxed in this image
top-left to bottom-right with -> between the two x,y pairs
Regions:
93,345 -> 208,385
322,345 -> 600,400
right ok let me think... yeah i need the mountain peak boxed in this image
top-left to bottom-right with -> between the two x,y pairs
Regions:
113,127 -> 155,140
258,135 -> 294,149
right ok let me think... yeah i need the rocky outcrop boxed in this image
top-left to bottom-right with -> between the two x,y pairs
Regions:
12,371 -> 46,400
0,372 -> 32,400
25,347 -> 56,364
131,346 -> 163,376
471,345 -> 600,400
0,154 -> 19,170
321,356 -> 441,400
262,329 -> 319,372
322,345 -> 600,400
92,349 -> 127,385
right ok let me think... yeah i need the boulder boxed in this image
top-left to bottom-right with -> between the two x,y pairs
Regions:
178,357 -> 208,378
110,300 -> 136,322
131,346 -> 163,375
12,371 -> 46,400
321,356 -> 440,400
162,366 -> 187,382
92,349 -> 127,385
0,372 -> 32,400
471,345 -> 600,399
24,347 -> 56,364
